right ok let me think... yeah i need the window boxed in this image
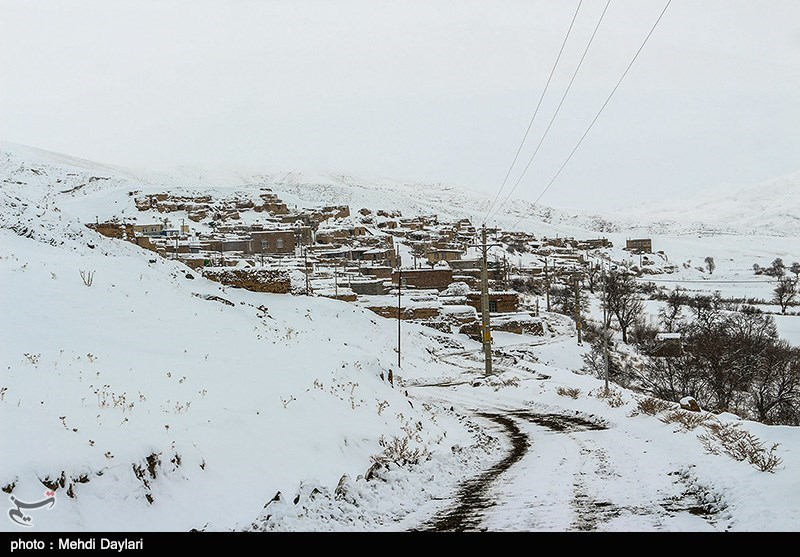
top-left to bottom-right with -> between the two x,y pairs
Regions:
261,239 -> 269,250
276,238 -> 284,249
489,301 -> 498,312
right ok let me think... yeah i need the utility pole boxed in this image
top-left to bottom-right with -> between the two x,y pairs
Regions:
601,260 -> 609,392
544,259 -> 551,312
480,225 -> 493,376
574,274 -> 582,345
304,244 -> 310,296
397,268 -> 402,368
334,262 -> 338,298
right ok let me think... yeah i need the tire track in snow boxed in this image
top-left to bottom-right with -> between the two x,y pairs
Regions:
417,411 -> 605,531
416,412 -> 529,532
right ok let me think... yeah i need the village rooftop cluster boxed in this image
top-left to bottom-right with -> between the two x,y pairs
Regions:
87,187 -> 668,340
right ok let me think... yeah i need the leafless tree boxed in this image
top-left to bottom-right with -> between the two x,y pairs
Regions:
603,269 -> 644,344
773,277 -> 797,314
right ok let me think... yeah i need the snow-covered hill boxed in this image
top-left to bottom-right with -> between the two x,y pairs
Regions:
0,142 -> 491,531
615,170 -> 800,237
2,141 -> 800,533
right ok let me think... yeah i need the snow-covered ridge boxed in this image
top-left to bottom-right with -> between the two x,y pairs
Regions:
612,170 -> 800,237
3,140 -> 796,237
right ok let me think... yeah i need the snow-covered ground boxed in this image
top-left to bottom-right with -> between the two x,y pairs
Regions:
1,142 -> 798,532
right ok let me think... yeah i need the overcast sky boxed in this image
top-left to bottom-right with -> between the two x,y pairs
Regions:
2,0 -> 799,211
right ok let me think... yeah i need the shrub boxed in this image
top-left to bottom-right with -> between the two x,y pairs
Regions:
371,435 -> 429,467
659,409 -> 713,431
590,386 -> 626,408
79,270 -> 95,286
698,421 -> 782,472
632,396 -> 675,416
556,386 -> 581,399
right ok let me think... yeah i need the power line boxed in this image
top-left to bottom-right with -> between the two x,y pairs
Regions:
508,0 -> 673,231
486,0 -> 611,225
482,0 -> 583,224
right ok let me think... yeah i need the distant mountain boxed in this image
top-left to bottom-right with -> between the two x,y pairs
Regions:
612,171 -> 800,237
2,140 -> 796,237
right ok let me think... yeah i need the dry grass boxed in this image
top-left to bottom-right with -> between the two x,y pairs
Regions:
590,386 -> 626,408
371,434 -> 429,467
556,386 -> 582,399
632,396 -> 676,416
699,421 -> 782,473
659,409 -> 713,431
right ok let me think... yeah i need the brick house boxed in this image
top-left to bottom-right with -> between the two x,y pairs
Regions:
626,238 -> 652,253
579,238 -> 612,249
425,248 -> 463,265
250,230 -> 296,255
362,248 -> 398,267
392,268 -> 453,290
361,266 -> 393,279
205,238 -> 251,253
465,291 -> 519,313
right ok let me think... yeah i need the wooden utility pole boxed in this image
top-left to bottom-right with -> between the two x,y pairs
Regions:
397,268 -> 402,368
544,259 -> 551,312
574,274 -> 582,345
601,261 -> 609,392
304,245 -> 310,296
480,225 -> 493,376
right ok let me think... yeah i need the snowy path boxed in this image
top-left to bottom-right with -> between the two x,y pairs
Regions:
406,337 -> 728,532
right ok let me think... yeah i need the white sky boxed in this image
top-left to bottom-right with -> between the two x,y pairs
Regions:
2,0 -> 799,211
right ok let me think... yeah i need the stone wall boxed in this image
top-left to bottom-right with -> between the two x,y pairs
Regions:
201,268 -> 291,294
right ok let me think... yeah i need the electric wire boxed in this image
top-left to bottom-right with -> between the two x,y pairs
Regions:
507,0 -> 673,231
485,0 -> 612,225
482,0 -> 584,224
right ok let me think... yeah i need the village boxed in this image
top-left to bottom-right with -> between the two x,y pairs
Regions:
86,187 -> 673,342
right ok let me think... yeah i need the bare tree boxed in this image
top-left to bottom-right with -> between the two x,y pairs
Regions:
688,292 -> 725,333
584,262 -> 601,294
767,258 -> 786,278
603,270 -> 644,344
658,286 -> 685,332
790,261 -> 800,281
704,256 -> 716,274
549,283 -> 589,317
751,341 -> 800,425
773,277 -> 797,314
638,351 -> 709,405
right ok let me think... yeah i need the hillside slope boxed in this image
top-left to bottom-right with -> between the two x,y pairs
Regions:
0,143 -> 487,531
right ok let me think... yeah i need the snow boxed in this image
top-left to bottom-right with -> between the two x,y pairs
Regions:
1,142 -> 799,533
